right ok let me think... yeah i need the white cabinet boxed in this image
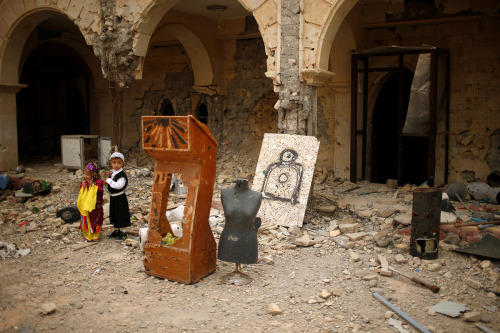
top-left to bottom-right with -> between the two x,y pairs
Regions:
61,135 -> 112,169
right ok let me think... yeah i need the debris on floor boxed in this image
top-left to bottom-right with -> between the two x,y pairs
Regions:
0,156 -> 499,332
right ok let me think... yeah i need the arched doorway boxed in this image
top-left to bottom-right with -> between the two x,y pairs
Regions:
196,103 -> 208,124
371,69 -> 414,184
17,41 -> 91,159
351,46 -> 450,186
160,99 -> 175,115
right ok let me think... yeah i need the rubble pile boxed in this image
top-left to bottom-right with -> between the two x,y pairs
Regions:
0,157 -> 499,332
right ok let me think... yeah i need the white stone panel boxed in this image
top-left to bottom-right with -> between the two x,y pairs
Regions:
252,133 -> 320,227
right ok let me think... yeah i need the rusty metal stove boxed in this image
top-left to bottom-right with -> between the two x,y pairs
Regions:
410,188 -> 442,260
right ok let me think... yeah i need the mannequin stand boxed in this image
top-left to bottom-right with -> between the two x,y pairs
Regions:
220,263 -> 253,286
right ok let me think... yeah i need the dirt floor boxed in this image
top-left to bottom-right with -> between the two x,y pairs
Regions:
0,157 -> 499,333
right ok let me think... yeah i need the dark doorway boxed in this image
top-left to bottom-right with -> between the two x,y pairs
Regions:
196,103 -> 208,124
351,46 -> 450,186
160,99 -> 175,115
371,69 -> 426,184
17,41 -> 90,160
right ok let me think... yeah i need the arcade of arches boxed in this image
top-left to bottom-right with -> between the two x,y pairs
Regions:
0,0 -> 499,185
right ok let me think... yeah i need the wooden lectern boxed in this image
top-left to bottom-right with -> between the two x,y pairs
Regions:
142,116 -> 218,284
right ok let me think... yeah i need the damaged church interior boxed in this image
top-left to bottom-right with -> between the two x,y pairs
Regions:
0,0 -> 498,185
1,0 -> 500,332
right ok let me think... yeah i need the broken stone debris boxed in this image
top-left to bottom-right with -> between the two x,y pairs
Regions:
1,160 -> 500,331
0,241 -> 30,258
40,302 -> 57,315
430,301 -> 470,317
267,303 -> 283,315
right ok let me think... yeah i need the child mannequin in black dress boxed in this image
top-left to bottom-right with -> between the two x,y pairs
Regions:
106,152 -> 130,239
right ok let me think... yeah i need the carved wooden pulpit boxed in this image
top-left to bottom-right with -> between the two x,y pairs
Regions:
142,115 -> 218,284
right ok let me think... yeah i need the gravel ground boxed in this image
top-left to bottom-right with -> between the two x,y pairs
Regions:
0,158 -> 499,333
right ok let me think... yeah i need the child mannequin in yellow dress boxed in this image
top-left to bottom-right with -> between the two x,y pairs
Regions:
77,162 -> 104,242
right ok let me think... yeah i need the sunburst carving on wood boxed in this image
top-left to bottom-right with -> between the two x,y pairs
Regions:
143,117 -> 189,149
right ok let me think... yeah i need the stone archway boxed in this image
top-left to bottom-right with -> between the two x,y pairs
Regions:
301,0 -> 358,71
133,0 -> 279,76
0,8 -> 107,170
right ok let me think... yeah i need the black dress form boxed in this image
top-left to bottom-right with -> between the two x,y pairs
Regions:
218,179 -> 262,264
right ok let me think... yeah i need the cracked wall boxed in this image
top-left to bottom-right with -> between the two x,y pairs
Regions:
366,1 -> 500,183
88,0 -> 139,87
122,35 -> 275,161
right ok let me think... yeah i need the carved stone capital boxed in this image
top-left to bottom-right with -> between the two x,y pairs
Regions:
0,83 -> 28,93
191,86 -> 218,96
300,69 -> 335,87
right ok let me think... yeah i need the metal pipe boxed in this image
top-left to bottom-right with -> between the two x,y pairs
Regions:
372,293 -> 431,333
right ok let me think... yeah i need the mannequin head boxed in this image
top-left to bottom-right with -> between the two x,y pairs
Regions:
235,179 -> 249,188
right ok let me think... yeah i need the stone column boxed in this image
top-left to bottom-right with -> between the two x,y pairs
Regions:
0,83 -> 27,171
279,0 -> 305,135
278,0 -> 321,136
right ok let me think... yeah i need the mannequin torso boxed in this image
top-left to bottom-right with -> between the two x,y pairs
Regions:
218,179 -> 262,264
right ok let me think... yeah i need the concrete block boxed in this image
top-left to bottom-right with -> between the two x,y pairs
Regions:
463,46 -> 500,60
136,0 -> 153,10
57,0 -> 70,11
23,0 -> 36,10
77,7 -> 94,30
2,6 -> 17,27
132,32 -> 151,56
462,311 -> 481,322
244,0 -> 266,11
303,0 -> 331,25
67,0 -> 83,20
11,0 -> 25,15
339,223 -> 359,234
345,232 -> 368,241
254,0 -> 277,28
89,16 -> 101,34
262,23 -> 278,49
303,23 -> 321,49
